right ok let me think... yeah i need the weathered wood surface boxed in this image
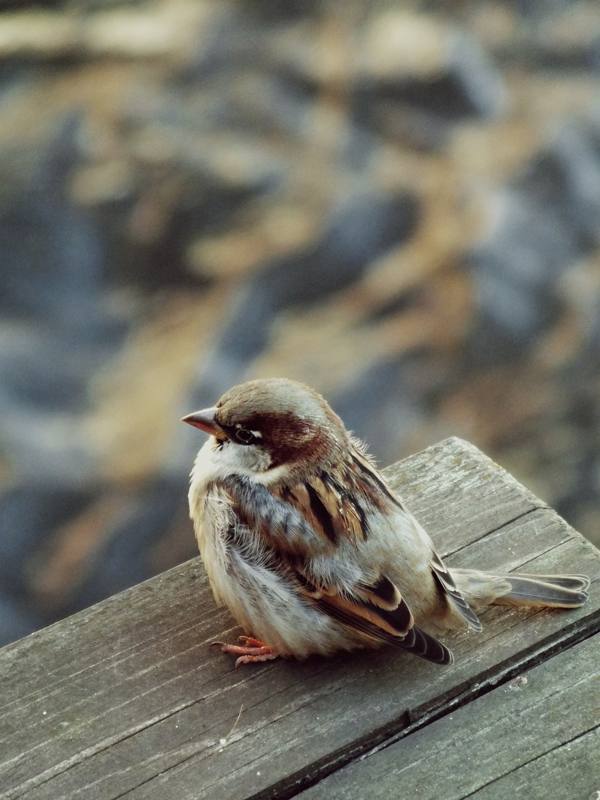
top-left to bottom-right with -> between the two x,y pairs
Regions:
298,635 -> 600,800
0,438 -> 598,800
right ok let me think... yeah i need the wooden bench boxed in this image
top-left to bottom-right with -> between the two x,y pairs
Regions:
1,438 -> 598,800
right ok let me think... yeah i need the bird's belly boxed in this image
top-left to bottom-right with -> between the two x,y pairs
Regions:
199,528 -> 361,658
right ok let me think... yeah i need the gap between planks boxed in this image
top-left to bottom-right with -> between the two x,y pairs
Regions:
442,506 -> 545,559
99,606 -> 600,800
242,615 -> 600,800
457,726 -> 598,800
4,512 -> 565,800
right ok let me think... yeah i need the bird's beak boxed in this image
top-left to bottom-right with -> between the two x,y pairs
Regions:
180,407 -> 221,436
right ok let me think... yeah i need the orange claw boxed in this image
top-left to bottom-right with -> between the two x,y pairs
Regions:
234,652 -> 278,667
211,637 -> 278,667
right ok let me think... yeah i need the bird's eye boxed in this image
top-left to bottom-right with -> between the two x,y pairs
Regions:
233,426 -> 259,445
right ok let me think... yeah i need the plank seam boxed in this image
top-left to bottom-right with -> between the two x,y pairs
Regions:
4,653 -> 331,800
244,617 -> 600,800
5,537 -> 595,799
442,506 -> 544,559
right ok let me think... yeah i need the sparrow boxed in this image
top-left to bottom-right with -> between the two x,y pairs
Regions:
182,378 -> 590,667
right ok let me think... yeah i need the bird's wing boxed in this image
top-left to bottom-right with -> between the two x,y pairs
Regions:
218,473 -> 334,555
219,472 -> 453,664
430,550 -> 482,632
219,469 -> 373,553
295,568 -> 453,665
270,442 -> 410,546
273,472 -> 370,544
349,446 -> 482,633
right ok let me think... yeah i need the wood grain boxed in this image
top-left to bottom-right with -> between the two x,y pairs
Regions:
0,438 -> 598,800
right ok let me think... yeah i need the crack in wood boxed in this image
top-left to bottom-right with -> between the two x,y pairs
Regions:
242,617 -> 600,800
8,651 -> 336,800
442,506 -> 542,559
457,724 -> 599,800
7,534 -> 577,800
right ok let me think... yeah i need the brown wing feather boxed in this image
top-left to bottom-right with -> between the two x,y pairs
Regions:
430,551 -> 482,631
348,450 -> 481,633
358,574 -> 403,611
341,450 -> 481,634
274,475 -> 368,545
219,475 -> 331,555
296,569 -> 452,665
220,474 -> 452,665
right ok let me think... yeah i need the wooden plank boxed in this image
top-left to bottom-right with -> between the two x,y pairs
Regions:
472,727 -> 599,800
297,634 -> 600,800
0,438 -> 598,800
383,437 -> 543,556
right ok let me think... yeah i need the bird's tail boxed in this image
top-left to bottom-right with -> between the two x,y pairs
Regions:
492,572 -> 590,608
451,569 -> 590,610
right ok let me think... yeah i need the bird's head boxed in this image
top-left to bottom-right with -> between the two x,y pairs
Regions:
182,378 -> 348,472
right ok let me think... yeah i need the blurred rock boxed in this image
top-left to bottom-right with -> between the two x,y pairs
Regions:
469,115 -> 600,360
0,593 -> 39,646
0,3 -> 213,63
56,478 -> 187,616
333,354 -> 430,462
0,115 -> 128,485
0,12 -> 78,61
352,10 -> 505,148
357,10 -> 505,119
0,484 -> 92,600
211,190 -> 419,366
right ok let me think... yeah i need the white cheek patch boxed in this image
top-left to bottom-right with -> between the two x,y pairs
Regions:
190,438 -> 274,503
233,442 -> 271,471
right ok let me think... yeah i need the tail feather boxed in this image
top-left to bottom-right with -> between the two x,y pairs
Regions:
451,568 -> 590,611
495,573 -> 590,608
504,573 -> 590,592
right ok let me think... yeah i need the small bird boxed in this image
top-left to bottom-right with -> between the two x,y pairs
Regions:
182,378 -> 589,667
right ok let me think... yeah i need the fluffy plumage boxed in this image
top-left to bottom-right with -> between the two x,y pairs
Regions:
184,378 -> 590,667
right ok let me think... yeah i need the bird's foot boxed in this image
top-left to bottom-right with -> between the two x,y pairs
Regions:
211,636 -> 278,668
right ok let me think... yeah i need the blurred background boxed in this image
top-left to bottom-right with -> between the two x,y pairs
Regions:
1,0 -> 599,646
